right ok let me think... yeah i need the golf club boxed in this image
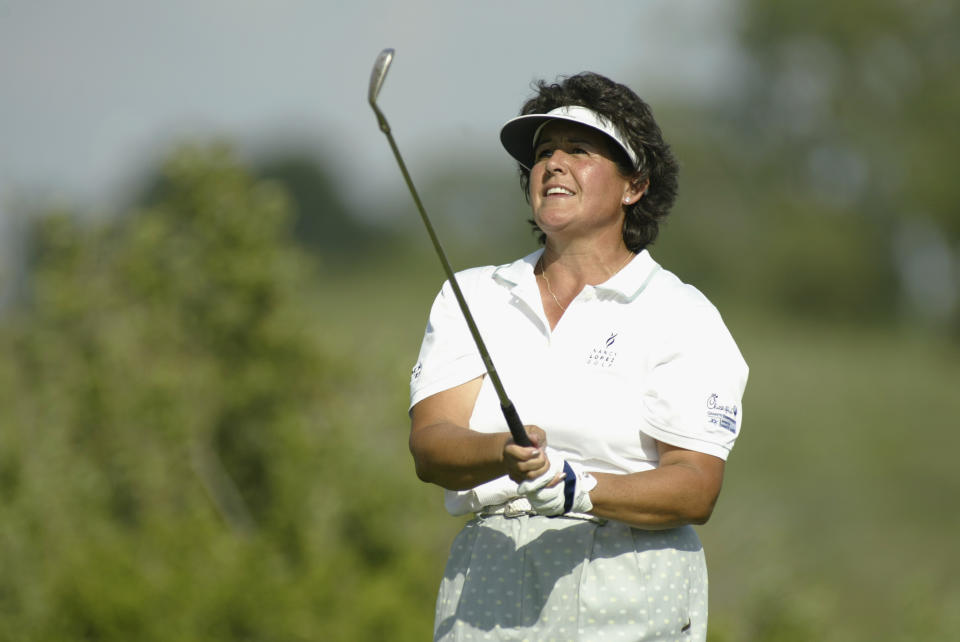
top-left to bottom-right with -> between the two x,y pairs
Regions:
368,48 -> 532,447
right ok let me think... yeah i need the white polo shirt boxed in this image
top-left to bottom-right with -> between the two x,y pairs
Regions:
410,249 -> 749,515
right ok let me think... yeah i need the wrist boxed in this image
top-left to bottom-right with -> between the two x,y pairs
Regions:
495,432 -> 513,472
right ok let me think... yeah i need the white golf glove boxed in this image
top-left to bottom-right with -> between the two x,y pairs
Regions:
516,447 -> 597,516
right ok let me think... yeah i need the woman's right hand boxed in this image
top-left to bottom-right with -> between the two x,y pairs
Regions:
503,425 -> 552,484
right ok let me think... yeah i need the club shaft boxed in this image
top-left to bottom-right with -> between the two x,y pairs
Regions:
375,112 -> 531,447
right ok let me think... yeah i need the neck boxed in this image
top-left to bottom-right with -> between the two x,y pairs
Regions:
540,241 -> 634,287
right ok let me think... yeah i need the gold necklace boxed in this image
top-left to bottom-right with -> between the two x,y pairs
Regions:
536,252 -> 634,312
538,256 -> 566,311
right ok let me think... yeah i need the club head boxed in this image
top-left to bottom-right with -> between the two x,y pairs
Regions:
368,48 -> 394,106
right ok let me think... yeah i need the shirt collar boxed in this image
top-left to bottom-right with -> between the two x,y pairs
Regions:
492,248 -> 660,303
597,249 -> 661,301
492,248 -> 542,287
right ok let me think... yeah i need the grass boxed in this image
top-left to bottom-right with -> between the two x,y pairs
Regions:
703,307 -> 960,641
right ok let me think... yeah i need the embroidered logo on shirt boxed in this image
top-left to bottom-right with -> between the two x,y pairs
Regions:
586,332 -> 618,368
411,362 -> 422,381
706,393 -> 738,433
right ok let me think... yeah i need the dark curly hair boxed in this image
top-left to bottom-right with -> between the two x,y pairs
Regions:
515,72 -> 679,252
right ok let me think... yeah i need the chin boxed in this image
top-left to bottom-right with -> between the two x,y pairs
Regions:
534,210 -> 576,230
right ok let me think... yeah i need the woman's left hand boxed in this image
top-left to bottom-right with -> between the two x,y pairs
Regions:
517,448 -> 596,515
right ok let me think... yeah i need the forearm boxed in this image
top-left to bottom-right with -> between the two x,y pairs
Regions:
589,463 -> 722,529
409,421 -> 511,491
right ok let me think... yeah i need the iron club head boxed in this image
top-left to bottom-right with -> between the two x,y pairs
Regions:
368,48 -> 394,106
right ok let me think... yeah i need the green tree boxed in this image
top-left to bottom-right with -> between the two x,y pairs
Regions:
654,0 -> 959,330
255,153 -> 386,256
0,143 -> 442,641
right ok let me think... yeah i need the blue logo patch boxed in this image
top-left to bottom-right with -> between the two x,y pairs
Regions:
706,393 -> 739,434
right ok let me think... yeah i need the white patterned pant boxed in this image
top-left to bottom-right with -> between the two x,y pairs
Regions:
434,514 -> 708,641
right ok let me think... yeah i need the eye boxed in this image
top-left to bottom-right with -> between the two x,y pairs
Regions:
572,146 -> 588,154
535,147 -> 553,160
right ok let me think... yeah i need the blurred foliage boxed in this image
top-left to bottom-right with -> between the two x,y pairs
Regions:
254,153 -> 387,257
649,0 -> 959,333
419,162 -> 535,260
0,145 -> 450,641
137,150 -> 387,258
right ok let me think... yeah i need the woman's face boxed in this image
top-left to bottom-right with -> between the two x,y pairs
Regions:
528,121 -> 638,244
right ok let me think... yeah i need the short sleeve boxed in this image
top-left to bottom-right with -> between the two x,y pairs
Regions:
638,303 -> 749,460
409,279 -> 486,410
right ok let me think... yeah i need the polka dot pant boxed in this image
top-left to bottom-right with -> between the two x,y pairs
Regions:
433,515 -> 707,641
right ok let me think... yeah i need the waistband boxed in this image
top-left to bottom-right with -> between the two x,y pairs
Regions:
476,497 -> 606,524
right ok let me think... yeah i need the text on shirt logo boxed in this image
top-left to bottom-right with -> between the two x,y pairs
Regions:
706,393 -> 738,433
586,332 -> 618,368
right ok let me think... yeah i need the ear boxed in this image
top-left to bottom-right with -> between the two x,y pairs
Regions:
621,178 -> 650,205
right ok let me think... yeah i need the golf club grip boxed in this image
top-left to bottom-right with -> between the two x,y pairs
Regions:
501,400 -> 532,447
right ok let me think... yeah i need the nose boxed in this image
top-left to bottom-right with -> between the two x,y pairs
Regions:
543,149 -> 569,173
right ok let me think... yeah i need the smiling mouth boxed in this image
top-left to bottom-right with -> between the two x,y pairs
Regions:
545,186 -> 574,197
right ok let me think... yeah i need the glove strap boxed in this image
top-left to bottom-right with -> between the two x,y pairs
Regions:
562,461 -> 576,514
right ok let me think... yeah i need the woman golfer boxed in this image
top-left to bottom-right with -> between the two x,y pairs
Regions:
409,72 -> 748,641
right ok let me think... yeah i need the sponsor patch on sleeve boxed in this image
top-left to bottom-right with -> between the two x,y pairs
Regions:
706,393 -> 739,434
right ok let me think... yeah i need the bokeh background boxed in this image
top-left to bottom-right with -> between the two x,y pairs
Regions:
1,1 -> 958,640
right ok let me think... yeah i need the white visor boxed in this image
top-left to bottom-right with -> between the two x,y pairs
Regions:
499,105 -> 639,170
